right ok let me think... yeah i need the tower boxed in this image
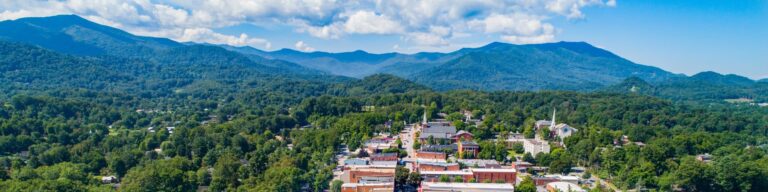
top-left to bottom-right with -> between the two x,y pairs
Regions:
550,108 -> 556,130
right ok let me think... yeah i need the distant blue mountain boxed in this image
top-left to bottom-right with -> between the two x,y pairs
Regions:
223,45 -> 459,77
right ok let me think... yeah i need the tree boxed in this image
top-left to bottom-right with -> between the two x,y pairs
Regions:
331,180 -> 343,192
121,158 -> 196,192
454,176 -> 464,182
439,174 -> 451,182
523,152 -> 535,164
210,153 -> 242,191
515,176 -> 536,192
513,143 -> 524,154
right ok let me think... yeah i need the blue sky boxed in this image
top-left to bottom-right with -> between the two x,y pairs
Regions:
0,0 -> 766,79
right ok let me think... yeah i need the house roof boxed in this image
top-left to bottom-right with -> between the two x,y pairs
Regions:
455,130 -> 473,136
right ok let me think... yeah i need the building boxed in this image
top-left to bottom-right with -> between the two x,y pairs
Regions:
420,182 -> 515,192
416,151 -> 447,160
511,161 -> 533,172
504,133 -> 526,148
471,168 -> 517,184
418,162 -> 461,172
533,175 -> 579,186
419,119 -> 457,144
535,120 -> 552,130
457,159 -> 501,168
420,144 -> 456,153
453,130 -> 474,142
345,158 -> 369,166
523,139 -> 550,155
697,153 -> 713,163
101,176 -> 118,184
342,167 -> 396,184
458,141 -> 480,158
370,153 -> 398,162
370,161 -> 398,167
341,183 -> 394,192
546,182 -> 585,192
551,123 -> 578,139
420,171 -> 475,182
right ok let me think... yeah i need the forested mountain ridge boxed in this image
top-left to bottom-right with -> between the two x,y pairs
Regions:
604,71 -> 768,103
0,15 -> 181,57
410,42 -> 677,91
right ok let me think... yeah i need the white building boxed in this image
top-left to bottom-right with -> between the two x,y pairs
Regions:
552,123 -> 578,139
421,182 -> 515,192
523,139 -> 550,155
546,181 -> 585,192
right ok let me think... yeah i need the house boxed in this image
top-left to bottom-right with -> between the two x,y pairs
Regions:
457,159 -> 501,168
165,127 -> 175,134
453,130 -> 474,142
523,139 -> 550,155
471,168 -> 517,184
546,182 -> 585,192
345,158 -> 369,166
421,182 -> 515,192
415,151 -> 446,160
370,153 -> 398,162
457,141 -> 480,158
341,182 -> 394,192
697,153 -> 713,163
101,176 -> 118,184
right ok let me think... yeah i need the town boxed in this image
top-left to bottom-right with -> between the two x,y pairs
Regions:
333,109 -> 598,192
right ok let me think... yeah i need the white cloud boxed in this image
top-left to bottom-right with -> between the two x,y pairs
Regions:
294,41 -> 315,52
0,0 -> 616,50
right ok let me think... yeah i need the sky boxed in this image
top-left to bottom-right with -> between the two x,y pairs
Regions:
0,0 -> 766,79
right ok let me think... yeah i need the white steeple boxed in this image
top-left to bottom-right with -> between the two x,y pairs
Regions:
422,110 -> 428,124
550,108 -> 556,130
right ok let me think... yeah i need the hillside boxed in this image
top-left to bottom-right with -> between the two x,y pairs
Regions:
604,72 -> 768,103
224,45 -> 460,77
411,42 -> 677,91
0,15 -> 181,57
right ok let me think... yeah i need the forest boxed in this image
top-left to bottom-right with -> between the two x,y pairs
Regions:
0,72 -> 767,191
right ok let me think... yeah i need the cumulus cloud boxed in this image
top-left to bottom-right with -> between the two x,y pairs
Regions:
0,0 -> 616,50
294,41 -> 315,52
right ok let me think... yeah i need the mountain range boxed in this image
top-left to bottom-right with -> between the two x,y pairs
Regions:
0,15 -> 764,102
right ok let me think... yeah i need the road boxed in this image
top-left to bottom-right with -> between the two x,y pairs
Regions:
399,124 -> 416,158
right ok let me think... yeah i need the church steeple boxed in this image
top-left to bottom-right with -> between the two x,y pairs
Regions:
550,108 -> 556,130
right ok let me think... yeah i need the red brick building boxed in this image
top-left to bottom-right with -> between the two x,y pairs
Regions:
370,153 -> 398,162
458,141 -> 479,158
416,151 -> 446,160
453,130 -> 474,142
343,167 -> 396,183
418,162 -> 460,172
471,168 -> 517,184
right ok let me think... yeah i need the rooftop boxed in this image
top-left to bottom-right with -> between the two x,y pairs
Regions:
420,170 -> 474,175
421,182 -> 515,190
470,168 -> 517,173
